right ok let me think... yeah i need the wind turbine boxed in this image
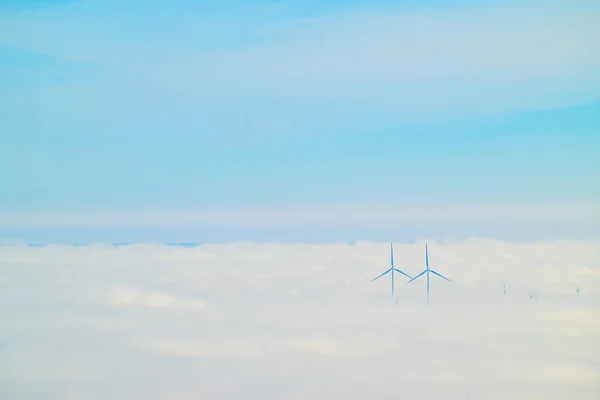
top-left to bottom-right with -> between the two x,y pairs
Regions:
370,242 -> 412,295
576,286 -> 580,294
503,284 -> 507,295
406,242 -> 451,303
528,291 -> 537,300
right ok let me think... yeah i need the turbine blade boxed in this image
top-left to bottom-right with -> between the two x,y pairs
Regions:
406,270 -> 426,284
425,242 -> 429,268
370,268 -> 392,283
429,270 -> 451,282
390,242 -> 394,267
393,268 -> 412,279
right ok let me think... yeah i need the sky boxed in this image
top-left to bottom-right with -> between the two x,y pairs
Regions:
2,3 -> 600,397
1,0 -> 600,243
2,240 -> 600,399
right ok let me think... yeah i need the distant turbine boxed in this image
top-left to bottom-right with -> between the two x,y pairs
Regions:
528,291 -> 537,300
576,286 -> 580,294
370,242 -> 412,295
503,284 -> 507,295
406,242 -> 451,303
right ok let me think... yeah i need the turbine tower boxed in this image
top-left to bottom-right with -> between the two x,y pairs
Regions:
370,242 -> 412,295
406,242 -> 451,303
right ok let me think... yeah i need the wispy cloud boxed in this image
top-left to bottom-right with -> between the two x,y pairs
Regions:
1,2 -> 599,136
2,240 -> 600,398
187,8 -> 600,88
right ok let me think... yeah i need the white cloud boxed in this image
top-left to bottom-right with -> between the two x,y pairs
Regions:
103,286 -> 208,310
1,239 -> 600,399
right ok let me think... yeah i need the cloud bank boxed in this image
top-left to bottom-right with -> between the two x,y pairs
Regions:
2,239 -> 600,399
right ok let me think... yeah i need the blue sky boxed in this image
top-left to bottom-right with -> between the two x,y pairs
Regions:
1,0 -> 599,242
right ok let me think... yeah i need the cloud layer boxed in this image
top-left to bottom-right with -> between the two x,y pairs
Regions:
1,239 -> 600,399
